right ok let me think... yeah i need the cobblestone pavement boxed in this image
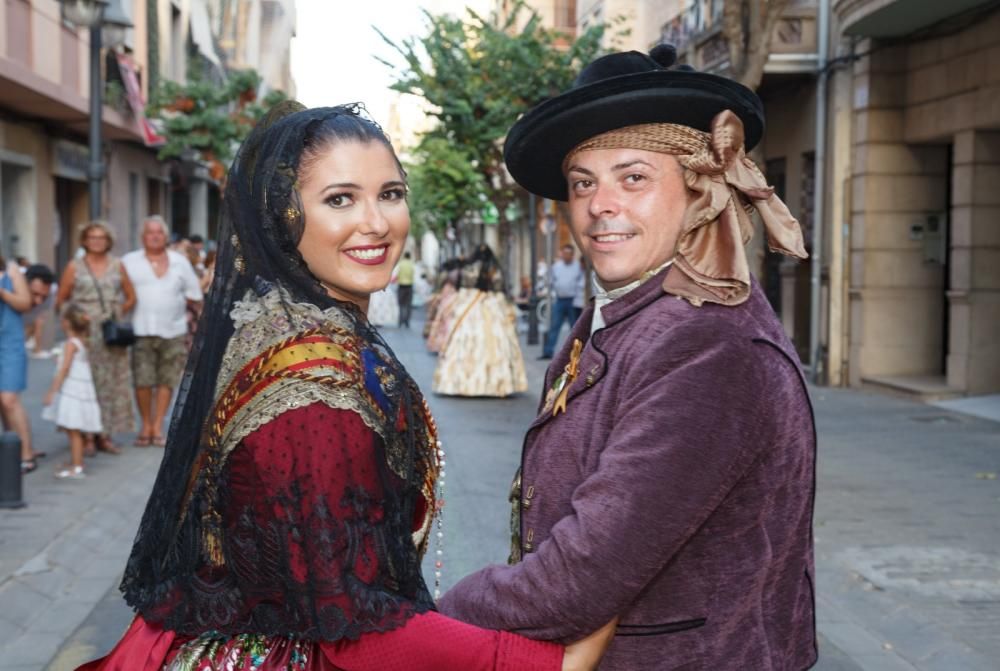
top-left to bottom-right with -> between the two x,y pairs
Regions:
7,310 -> 996,670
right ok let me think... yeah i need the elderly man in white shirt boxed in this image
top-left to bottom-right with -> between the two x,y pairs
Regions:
122,216 -> 203,446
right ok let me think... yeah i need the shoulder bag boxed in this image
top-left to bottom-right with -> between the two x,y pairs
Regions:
83,258 -> 136,347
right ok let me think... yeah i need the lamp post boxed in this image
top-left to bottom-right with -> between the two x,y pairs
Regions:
59,0 -> 132,221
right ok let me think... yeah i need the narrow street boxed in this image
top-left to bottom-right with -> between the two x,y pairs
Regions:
1,309 -> 996,670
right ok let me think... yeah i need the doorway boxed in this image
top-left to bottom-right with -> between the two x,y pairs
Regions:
54,176 -> 88,273
1,161 -> 34,261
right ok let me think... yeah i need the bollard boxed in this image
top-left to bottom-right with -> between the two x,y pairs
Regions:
0,431 -> 26,509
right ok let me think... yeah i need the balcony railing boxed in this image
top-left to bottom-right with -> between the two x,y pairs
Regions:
663,0 -> 820,74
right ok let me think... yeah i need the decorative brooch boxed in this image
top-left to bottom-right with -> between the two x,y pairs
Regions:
543,338 -> 583,416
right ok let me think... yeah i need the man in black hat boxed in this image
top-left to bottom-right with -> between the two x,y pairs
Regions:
439,45 -> 818,669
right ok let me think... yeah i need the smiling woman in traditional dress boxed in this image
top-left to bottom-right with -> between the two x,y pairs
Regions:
77,102 -> 613,671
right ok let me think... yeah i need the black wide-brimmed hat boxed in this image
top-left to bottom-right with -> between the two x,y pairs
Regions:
504,45 -> 764,201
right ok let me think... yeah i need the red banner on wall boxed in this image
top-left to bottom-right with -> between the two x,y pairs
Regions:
116,53 -> 166,147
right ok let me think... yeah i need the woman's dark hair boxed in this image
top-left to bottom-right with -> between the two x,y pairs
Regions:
288,112 -> 405,245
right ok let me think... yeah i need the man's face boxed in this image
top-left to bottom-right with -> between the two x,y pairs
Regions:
28,278 -> 51,306
142,221 -> 168,252
565,147 -> 687,290
560,246 -> 574,264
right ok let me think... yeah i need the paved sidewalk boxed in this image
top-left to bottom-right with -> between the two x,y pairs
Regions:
18,311 -> 1000,670
810,386 -> 999,671
0,357 -> 162,671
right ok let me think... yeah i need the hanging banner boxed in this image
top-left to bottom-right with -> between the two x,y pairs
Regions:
116,52 -> 166,147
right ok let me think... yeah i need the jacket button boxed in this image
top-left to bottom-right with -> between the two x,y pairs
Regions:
525,485 -> 535,499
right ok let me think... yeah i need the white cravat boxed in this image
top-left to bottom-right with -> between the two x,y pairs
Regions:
591,261 -> 673,335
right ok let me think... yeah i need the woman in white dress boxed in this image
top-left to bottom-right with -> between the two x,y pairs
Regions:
42,303 -> 102,478
367,284 -> 399,327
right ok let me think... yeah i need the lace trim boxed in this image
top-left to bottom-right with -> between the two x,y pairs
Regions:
220,378 -> 388,458
219,283 -> 356,396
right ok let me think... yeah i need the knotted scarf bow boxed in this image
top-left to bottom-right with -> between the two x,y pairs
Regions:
565,110 -> 808,306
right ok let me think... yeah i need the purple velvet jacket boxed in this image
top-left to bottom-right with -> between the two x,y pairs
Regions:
438,267 -> 817,670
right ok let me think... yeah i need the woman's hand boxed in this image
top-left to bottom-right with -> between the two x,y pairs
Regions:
43,389 -> 55,406
561,618 -> 618,671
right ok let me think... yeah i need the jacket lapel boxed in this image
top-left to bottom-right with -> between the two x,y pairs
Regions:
528,266 -> 674,430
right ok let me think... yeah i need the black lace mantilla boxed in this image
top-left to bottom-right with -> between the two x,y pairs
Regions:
119,103 -> 437,639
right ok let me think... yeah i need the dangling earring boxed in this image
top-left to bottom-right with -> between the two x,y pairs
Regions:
232,234 -> 245,274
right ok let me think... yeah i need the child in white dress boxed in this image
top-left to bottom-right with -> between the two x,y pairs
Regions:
42,303 -> 103,479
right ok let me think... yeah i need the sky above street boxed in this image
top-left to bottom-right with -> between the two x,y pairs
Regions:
291,2 -> 486,125
291,2 -> 413,120
292,0 -> 452,123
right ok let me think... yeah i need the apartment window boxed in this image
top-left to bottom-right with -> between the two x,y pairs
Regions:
555,0 -> 576,29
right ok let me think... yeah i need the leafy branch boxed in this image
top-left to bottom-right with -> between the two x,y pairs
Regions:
146,68 -> 287,183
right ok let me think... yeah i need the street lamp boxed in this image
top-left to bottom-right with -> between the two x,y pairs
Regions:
58,0 -> 133,221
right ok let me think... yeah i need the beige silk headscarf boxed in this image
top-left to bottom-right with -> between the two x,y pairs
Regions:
565,110 -> 808,307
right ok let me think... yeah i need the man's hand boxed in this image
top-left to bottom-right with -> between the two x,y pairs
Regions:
561,618 -> 619,671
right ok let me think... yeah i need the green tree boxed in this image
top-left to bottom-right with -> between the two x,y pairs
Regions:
146,69 -> 287,184
404,136 -> 486,240
379,2 -> 613,262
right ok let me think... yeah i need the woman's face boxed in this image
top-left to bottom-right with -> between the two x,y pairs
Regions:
82,228 -> 111,254
297,139 -> 409,309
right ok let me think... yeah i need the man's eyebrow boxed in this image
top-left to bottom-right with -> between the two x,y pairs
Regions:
611,159 -> 655,171
566,159 -> 656,175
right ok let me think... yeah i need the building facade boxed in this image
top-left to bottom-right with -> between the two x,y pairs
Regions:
0,0 -> 169,271
0,0 -> 296,274
834,0 -> 1000,397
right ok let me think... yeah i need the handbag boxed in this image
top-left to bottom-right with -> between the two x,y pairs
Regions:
82,258 -> 136,347
100,318 -> 136,347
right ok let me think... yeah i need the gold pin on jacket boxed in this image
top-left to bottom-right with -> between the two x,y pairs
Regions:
553,339 -> 583,415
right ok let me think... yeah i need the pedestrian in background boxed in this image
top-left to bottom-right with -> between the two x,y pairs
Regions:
23,264 -> 57,358
188,234 -> 206,266
180,241 -> 205,345
539,244 -> 583,359
571,257 -> 587,323
0,251 -> 38,473
42,303 -> 102,479
200,248 -> 217,294
396,251 -> 415,328
56,221 -> 136,454
121,216 -> 202,446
